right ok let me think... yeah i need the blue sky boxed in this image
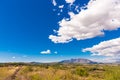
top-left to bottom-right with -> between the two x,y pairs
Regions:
0,0 -> 120,62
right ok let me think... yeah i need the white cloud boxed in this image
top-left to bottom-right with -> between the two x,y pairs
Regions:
12,56 -> 16,59
57,13 -> 61,16
83,38 -> 120,57
103,57 -> 120,63
59,5 -> 64,9
49,0 -> 120,43
90,57 -> 119,63
75,5 -> 80,13
52,0 -> 57,6
65,0 -> 75,4
54,51 -> 58,54
40,50 -> 51,54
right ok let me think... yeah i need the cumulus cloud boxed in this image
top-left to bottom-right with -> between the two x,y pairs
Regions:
40,50 -> 51,54
65,0 -> 75,4
90,57 -> 120,63
83,38 -> 120,57
49,0 -> 120,43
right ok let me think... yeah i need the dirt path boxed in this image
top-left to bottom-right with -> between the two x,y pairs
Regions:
5,66 -> 22,80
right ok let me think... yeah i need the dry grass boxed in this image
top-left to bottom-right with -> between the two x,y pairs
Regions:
0,66 -> 18,80
0,64 -> 120,80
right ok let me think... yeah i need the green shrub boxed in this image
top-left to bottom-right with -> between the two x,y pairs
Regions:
74,68 -> 89,77
22,66 -> 33,73
30,74 -> 41,80
104,66 -> 120,80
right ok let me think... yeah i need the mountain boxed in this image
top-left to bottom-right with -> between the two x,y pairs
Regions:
30,62 -> 41,64
115,60 -> 120,64
59,58 -> 98,64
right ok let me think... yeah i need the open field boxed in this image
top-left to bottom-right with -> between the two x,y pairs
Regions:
0,63 -> 120,80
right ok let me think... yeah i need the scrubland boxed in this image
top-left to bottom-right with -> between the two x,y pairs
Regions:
0,63 -> 120,80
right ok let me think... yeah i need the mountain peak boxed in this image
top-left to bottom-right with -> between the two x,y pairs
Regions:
59,58 -> 98,64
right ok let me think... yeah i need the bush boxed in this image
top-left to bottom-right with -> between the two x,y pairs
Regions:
22,66 -> 33,73
74,68 -> 89,77
30,74 -> 41,80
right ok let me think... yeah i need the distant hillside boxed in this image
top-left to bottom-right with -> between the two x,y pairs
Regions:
59,58 -> 98,64
115,60 -> 120,64
30,62 -> 41,64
